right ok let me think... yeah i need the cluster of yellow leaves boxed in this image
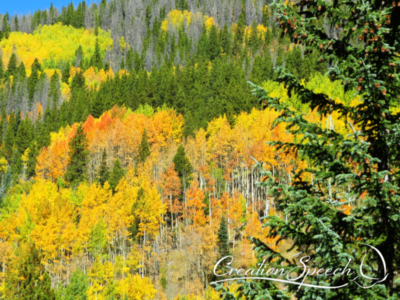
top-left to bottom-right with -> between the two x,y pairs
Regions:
161,9 -> 193,31
244,24 -> 270,39
161,10 -> 215,32
185,107 -> 299,174
86,247 -> 156,300
70,66 -> 115,90
0,23 -> 113,76
0,173 -> 165,262
241,207 -> 282,265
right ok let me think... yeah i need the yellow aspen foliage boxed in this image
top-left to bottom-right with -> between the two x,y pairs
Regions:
161,10 -> 192,31
114,246 -> 142,277
82,66 -> 115,90
0,157 -> 8,173
115,274 -> 156,300
87,257 -> 115,300
240,236 -> 257,266
226,193 -> 244,232
0,180 -> 77,260
161,10 -> 213,33
78,182 -> 112,243
244,208 -> 281,252
0,23 -> 113,75
204,16 -> 215,30
105,178 -> 138,240
133,178 -> 167,238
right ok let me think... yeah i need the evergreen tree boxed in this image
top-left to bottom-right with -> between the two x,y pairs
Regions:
208,25 -> 221,61
11,150 -> 22,184
62,269 -> 88,300
73,90 -> 87,123
74,45 -> 84,68
248,20 -> 259,51
65,124 -> 89,186
128,187 -> 144,241
5,53 -> 17,78
250,55 -> 264,85
224,0 -> 400,299
275,45 -> 284,70
217,216 -> 230,259
0,55 -> 3,80
174,87 -> 186,115
109,158 -> 125,192
91,38 -> 102,69
15,119 -> 34,154
285,46 -> 303,79
62,61 -> 71,84
236,10 -> 246,43
28,58 -> 42,102
75,3 -> 85,28
262,6 -> 270,27
0,166 -> 12,202
90,92 -> 104,118
0,108 -> 6,143
27,141 -> 39,178
36,121 -> 51,150
172,144 -> 193,193
264,28 -> 273,46
17,61 -> 26,78
49,71 -> 60,109
262,50 -> 274,81
97,149 -> 109,187
4,120 -> 15,163
220,23 -> 231,56
137,128 -> 150,164
5,243 -> 56,299
145,5 -> 152,28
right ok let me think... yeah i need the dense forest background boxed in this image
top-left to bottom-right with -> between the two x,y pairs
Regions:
0,0 -> 363,299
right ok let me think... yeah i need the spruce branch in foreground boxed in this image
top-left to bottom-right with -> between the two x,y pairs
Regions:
213,0 -> 400,299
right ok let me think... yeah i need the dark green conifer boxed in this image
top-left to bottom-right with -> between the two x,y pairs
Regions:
236,10 -> 246,43
4,119 -> 15,163
275,45 -> 284,69
137,128 -> 150,164
11,150 -> 22,184
128,187 -> 144,241
98,149 -> 109,187
225,0 -> 400,298
62,61 -> 71,84
208,25 -> 221,61
0,55 -> 4,80
65,124 -> 89,186
28,58 -> 42,102
109,158 -> 125,193
36,121 -> 51,150
5,53 -> 17,78
27,141 -> 39,178
90,92 -> 104,118
172,144 -> 193,192
217,216 -> 230,259
17,62 -> 26,78
15,119 -> 34,154
220,23 -> 231,55
91,38 -> 102,69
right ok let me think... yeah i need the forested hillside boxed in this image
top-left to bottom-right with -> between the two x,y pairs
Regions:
0,0 -> 390,299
